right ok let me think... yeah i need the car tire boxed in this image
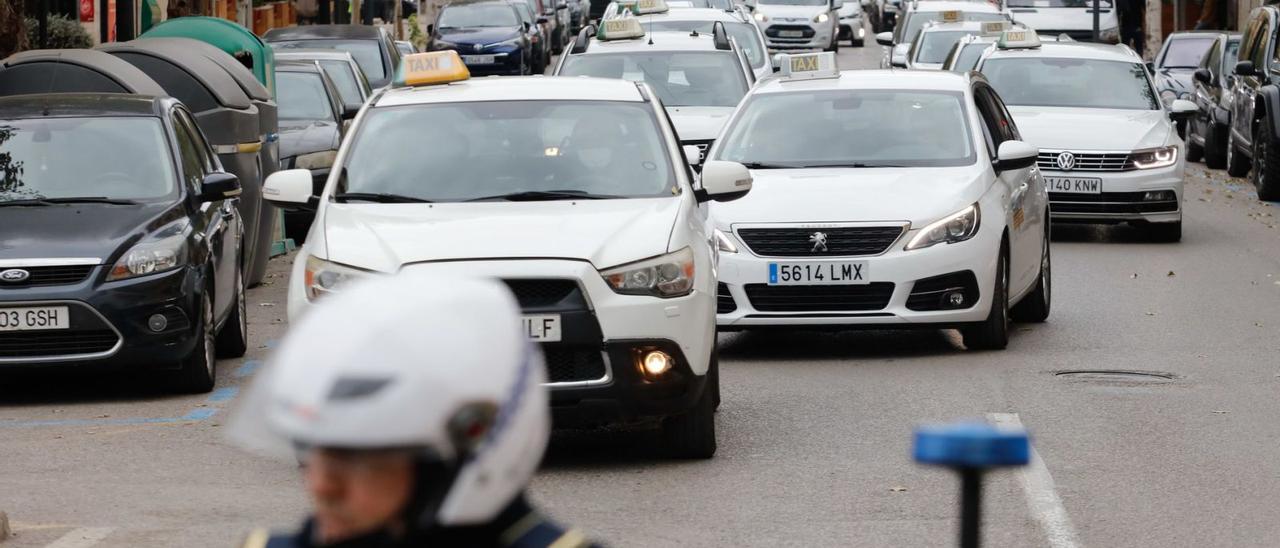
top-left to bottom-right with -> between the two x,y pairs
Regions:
852,36 -> 864,47
1146,220 -> 1182,242
1226,128 -> 1251,178
1186,134 -> 1204,163
172,291 -> 217,394
1010,221 -> 1051,323
661,365 -> 717,459
216,265 -> 248,359
1253,120 -> 1280,201
1204,121 -> 1228,169
826,35 -> 839,53
961,242 -> 1009,351
709,347 -> 721,410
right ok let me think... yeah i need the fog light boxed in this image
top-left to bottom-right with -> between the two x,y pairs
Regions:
1143,191 -> 1174,201
147,313 -> 168,332
946,292 -> 965,307
638,349 -> 674,379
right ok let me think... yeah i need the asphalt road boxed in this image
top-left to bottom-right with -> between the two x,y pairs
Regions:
4,34 -> 1280,548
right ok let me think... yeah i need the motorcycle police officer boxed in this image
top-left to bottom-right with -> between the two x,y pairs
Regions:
228,273 -> 599,547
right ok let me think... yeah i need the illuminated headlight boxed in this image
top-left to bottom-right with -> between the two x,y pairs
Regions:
600,247 -> 695,298
304,255 -> 373,300
713,228 -> 738,253
1127,146 -> 1178,170
905,204 -> 981,251
1159,89 -> 1177,106
814,12 -> 829,23
754,12 -> 767,21
107,220 -> 189,281
294,150 -> 337,170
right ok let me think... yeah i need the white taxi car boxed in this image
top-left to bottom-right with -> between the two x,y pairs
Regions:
907,20 -> 1012,70
605,3 -> 774,80
746,0 -> 845,52
263,52 -> 753,458
555,16 -> 755,163
975,31 -> 1196,241
708,53 -> 1050,349
1006,0 -> 1119,43
877,2 -> 1010,68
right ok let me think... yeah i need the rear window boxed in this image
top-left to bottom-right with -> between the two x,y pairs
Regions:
272,39 -> 387,86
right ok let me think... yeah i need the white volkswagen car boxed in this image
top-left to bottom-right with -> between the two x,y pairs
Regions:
976,31 -> 1196,241
708,53 -> 1050,349
264,52 -> 753,458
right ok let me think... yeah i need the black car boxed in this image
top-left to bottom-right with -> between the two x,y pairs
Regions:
1188,32 -> 1240,169
1153,31 -> 1218,137
276,60 -> 350,243
1228,5 -> 1280,200
264,25 -> 403,90
428,1 -> 533,76
0,94 -> 246,393
511,0 -> 552,73
566,0 -> 587,34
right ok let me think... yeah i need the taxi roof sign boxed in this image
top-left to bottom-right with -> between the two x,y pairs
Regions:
597,16 -> 646,40
774,52 -> 839,81
393,51 -> 470,87
981,21 -> 1011,36
939,10 -> 962,23
997,29 -> 1040,49
615,0 -> 669,15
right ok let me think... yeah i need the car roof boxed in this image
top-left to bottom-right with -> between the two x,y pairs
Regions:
373,75 -> 645,107
641,7 -> 749,22
982,42 -> 1141,63
0,92 -> 169,119
579,31 -> 728,53
264,24 -> 384,41
273,49 -> 359,62
276,59 -> 327,73
919,20 -> 997,34
753,69 -> 971,95
905,1 -> 1002,13
1164,30 -> 1228,40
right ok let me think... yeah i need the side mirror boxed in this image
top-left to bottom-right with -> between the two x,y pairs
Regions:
199,171 -> 241,202
1235,60 -> 1257,77
876,31 -> 893,46
683,144 -> 703,168
1169,98 -> 1198,120
994,140 -> 1037,172
263,168 -> 315,207
1193,67 -> 1212,85
697,160 -> 752,202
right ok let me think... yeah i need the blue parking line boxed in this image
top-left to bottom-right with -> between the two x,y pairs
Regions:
235,360 -> 262,378
0,416 -> 183,428
181,408 -> 218,421
208,387 -> 239,402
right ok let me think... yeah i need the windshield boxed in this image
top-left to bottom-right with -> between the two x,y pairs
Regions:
644,21 -> 766,68
982,57 -> 1158,109
438,4 -> 520,28
916,30 -> 975,64
0,117 -> 176,202
900,12 -> 1006,44
759,0 -> 826,6
339,101 -> 676,201
278,72 -> 336,122
319,60 -> 366,105
560,52 -> 748,107
951,41 -> 991,71
272,40 -> 387,86
1006,0 -> 1112,6
511,1 -> 536,25
714,90 -> 975,167
1160,37 -> 1215,69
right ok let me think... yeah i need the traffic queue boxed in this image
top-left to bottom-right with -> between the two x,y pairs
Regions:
0,0 -> 1245,466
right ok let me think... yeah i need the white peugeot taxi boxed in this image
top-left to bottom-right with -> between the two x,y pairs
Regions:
263,52 -> 753,458
975,31 -> 1196,241
605,2 -> 774,80
907,20 -> 1012,70
877,1 -> 1010,68
708,53 -> 1050,349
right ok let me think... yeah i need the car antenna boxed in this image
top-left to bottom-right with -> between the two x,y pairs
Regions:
647,12 -> 653,45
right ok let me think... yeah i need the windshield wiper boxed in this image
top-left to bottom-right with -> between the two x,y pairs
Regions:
739,162 -> 799,169
807,162 -> 910,168
333,192 -> 434,203
0,198 -> 55,207
0,197 -> 138,206
463,190 -> 621,202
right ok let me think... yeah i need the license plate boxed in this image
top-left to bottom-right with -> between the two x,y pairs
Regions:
779,30 -> 805,37
522,314 -> 562,342
462,54 -> 496,64
768,262 -> 868,285
1046,177 -> 1102,194
0,306 -> 70,332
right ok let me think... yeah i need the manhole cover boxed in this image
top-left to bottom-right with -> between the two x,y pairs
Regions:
1054,370 -> 1177,382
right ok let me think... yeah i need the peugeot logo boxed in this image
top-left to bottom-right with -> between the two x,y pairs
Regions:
809,232 -> 829,253
0,269 -> 30,283
1056,151 -> 1076,171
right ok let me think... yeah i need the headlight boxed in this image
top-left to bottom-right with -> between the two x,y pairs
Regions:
304,255 -> 372,301
600,247 -> 695,298
1127,146 -> 1178,170
294,150 -> 337,170
754,12 -> 767,21
107,220 -> 189,281
713,229 -> 738,253
904,204 -> 981,251
814,12 -> 829,23
1159,89 -> 1177,106
489,37 -> 523,48
430,39 -> 457,50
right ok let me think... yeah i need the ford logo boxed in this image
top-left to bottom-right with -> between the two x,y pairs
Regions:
0,268 -> 31,283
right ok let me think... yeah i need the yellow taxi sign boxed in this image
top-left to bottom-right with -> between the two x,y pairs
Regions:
939,10 -> 962,23
615,0 -> 668,14
394,51 -> 470,87
997,29 -> 1040,50
597,17 -> 646,40
981,21 -> 1011,36
776,52 -> 839,81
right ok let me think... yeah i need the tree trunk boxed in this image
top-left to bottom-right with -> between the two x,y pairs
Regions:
0,0 -> 29,58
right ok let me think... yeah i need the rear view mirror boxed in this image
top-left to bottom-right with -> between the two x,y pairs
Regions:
199,171 -> 241,202
263,168 -> 316,208
995,140 -> 1037,172
683,144 -> 703,168
698,160 -> 752,202
1193,68 -> 1212,85
876,32 -> 893,46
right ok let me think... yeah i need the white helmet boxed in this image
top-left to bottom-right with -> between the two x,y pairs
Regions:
227,272 -> 550,527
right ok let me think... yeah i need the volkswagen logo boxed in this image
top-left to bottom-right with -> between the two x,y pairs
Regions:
809,232 -> 829,253
0,268 -> 30,283
1055,151 -> 1076,171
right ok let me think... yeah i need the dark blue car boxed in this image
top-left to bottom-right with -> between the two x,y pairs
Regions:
428,1 -> 533,76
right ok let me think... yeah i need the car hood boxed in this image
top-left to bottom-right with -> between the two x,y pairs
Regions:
757,3 -> 827,21
279,120 -> 340,159
912,62 -> 943,70
439,27 -> 521,45
709,165 -> 991,228
320,197 -> 682,272
1155,68 -> 1195,96
1009,7 -> 1118,31
1007,106 -> 1171,151
668,106 -> 735,142
0,201 -> 183,263
837,3 -> 861,17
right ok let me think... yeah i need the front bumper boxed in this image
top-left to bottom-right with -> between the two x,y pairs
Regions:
763,21 -> 834,50
1042,160 -> 1184,224
838,18 -> 865,40
436,47 -> 524,75
0,266 -> 203,369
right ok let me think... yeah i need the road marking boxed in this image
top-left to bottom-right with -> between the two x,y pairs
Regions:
987,413 -> 1081,548
43,527 -> 112,548
235,360 -> 262,377
208,387 -> 239,402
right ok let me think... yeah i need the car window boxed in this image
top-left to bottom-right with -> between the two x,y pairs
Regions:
1160,37 -> 1216,69
953,42 -> 990,72
643,21 -> 766,69
340,101 -> 677,201
899,11 -> 1006,44
1202,39 -> 1219,70
1225,39 -> 1241,73
714,89 -> 976,168
1249,17 -> 1270,68
560,51 -> 749,107
970,87 -> 1003,157
1239,14 -> 1261,66
172,115 -> 207,191
271,39 -> 388,85
320,60 -> 366,104
512,2 -> 535,25
176,109 -> 216,173
0,116 -> 178,202
438,3 -> 521,27
981,57 -> 1159,110
916,30 -> 976,64
277,71 -> 338,122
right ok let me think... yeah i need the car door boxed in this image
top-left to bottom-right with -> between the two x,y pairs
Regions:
974,84 -> 1038,294
1192,38 -> 1218,136
1233,11 -> 1268,149
172,109 -> 233,318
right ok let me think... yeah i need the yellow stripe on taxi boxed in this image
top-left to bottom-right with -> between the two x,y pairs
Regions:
394,51 -> 471,88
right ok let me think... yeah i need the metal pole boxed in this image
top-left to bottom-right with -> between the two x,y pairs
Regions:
38,0 -> 49,48
1091,0 -> 1099,42
959,469 -> 983,548
394,0 -> 402,39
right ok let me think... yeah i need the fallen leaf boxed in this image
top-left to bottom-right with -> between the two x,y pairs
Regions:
889,486 -> 908,492
1130,273 -> 1139,279
1211,410 -> 1229,414
1145,312 -> 1158,316
1167,271 -> 1176,277
1256,322 -> 1265,327
258,302 -> 276,307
